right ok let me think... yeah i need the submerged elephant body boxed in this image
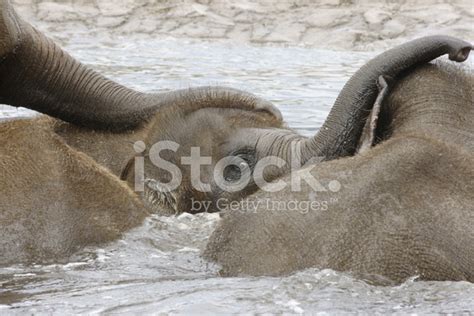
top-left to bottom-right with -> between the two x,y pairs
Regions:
0,117 -> 148,263
1,0 -> 473,283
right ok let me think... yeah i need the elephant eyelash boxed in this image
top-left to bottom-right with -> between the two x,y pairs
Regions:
227,149 -> 257,171
228,147 -> 256,159
144,179 -> 178,214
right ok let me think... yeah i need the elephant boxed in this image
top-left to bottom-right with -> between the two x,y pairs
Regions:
0,0 -> 284,264
0,0 -> 472,280
204,59 -> 474,284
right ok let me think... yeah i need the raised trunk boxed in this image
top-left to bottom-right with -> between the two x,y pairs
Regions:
302,36 -> 472,162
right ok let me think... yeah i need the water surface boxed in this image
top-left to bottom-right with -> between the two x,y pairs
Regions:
1,37 -> 473,314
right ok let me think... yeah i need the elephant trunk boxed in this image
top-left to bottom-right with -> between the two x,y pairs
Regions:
302,36 -> 472,162
0,3 -> 281,131
0,16 -> 153,131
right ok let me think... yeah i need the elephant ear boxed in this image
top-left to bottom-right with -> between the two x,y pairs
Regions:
356,76 -> 391,154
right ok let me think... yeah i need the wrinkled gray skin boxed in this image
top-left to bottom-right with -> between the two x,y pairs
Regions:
205,62 -> 474,284
205,38 -> 473,284
1,0 -> 473,281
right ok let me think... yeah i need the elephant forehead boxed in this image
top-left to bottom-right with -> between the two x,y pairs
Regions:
145,107 -> 291,160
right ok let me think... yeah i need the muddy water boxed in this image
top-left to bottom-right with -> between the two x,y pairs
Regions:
1,37 -> 473,314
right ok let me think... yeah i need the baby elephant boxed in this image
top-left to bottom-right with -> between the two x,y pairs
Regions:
205,53 -> 474,284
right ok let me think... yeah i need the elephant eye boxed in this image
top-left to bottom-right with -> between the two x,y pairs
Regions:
223,149 -> 256,182
224,160 -> 249,182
